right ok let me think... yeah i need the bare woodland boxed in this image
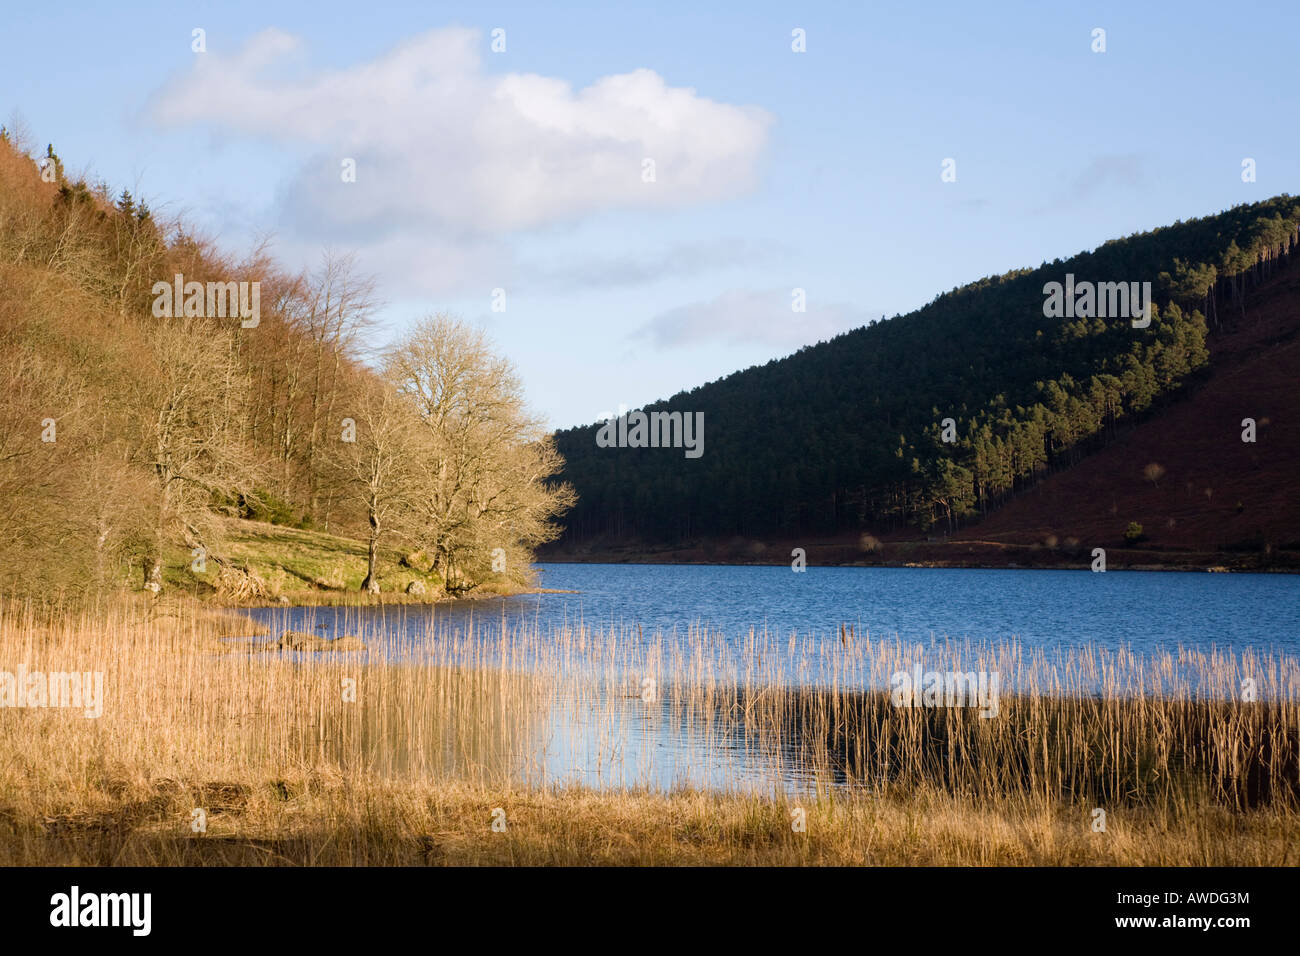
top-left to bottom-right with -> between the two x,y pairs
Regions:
0,131 -> 572,601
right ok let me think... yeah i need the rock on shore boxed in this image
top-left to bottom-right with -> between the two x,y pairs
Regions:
268,631 -> 366,652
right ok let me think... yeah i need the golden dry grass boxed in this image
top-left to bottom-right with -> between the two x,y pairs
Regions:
0,597 -> 1297,866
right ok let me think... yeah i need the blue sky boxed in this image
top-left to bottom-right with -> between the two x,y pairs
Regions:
4,0 -> 1297,429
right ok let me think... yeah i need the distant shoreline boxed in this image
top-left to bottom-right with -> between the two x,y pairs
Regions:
538,541 -> 1299,574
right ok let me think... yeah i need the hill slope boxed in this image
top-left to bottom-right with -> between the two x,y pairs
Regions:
0,135 -> 562,602
949,251 -> 1300,561
547,196 -> 1300,569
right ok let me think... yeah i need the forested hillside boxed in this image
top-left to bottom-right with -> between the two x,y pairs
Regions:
0,133 -> 571,601
551,196 -> 1300,546
949,250 -> 1300,561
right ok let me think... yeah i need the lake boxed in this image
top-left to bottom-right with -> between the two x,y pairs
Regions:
241,564 -> 1300,793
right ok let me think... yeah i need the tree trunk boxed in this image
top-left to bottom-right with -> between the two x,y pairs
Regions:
144,555 -> 163,594
360,509 -> 381,594
144,521 -> 164,594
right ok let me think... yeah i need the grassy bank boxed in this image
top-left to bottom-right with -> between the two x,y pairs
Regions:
159,517 -> 527,606
11,779 -> 1296,866
1,599 -> 1297,866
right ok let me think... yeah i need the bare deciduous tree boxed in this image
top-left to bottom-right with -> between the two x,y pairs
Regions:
384,314 -> 573,593
331,373 -> 421,593
128,318 -> 260,593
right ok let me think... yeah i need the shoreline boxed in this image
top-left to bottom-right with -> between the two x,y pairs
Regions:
537,557 -> 1286,573
538,541 -> 1299,573
202,584 -> 578,611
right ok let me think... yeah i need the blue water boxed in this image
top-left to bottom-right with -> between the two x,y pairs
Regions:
246,564 -> 1299,658
523,564 -> 1299,654
238,564 -> 1299,791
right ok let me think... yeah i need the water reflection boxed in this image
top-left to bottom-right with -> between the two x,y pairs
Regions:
237,579 -> 1299,798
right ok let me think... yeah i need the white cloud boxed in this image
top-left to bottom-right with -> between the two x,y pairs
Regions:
634,288 -> 871,349
150,28 -> 772,245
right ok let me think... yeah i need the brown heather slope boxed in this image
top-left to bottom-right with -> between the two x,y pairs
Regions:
949,253 -> 1300,562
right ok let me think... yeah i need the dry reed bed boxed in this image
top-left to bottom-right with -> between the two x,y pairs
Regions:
0,598 -> 1297,865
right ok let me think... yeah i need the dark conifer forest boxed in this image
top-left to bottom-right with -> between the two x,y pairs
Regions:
552,197 -> 1300,544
